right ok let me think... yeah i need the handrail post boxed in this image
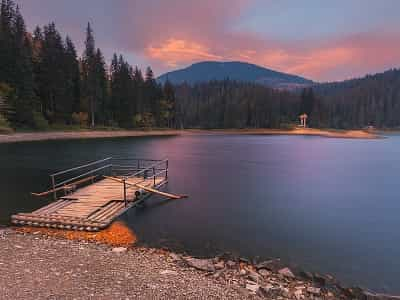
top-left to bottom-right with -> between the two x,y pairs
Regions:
153,167 -> 156,186
166,159 -> 169,180
123,179 -> 127,207
51,175 -> 56,200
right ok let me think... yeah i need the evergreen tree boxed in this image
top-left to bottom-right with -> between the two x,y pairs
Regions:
81,22 -> 97,127
64,36 -> 80,116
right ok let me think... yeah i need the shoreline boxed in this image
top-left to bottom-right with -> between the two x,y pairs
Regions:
1,227 -> 398,299
0,128 -> 380,144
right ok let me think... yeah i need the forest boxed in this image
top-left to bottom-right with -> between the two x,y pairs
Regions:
0,0 -> 176,131
1,0 -> 400,132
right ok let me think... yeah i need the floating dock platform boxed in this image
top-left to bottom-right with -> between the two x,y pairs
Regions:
11,157 -> 169,231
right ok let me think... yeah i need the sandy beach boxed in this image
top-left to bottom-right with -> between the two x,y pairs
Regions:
0,128 -> 379,144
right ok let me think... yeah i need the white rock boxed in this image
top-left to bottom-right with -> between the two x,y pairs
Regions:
112,247 -> 127,253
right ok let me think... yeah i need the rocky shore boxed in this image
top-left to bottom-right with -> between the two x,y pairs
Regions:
0,227 -> 398,300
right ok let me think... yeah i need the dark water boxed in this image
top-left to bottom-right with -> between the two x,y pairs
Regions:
1,134 -> 400,293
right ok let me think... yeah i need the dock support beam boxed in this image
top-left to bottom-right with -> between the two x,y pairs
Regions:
123,179 -> 127,207
51,175 -> 56,200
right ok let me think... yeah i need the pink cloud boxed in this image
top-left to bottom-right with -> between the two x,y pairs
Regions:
116,1 -> 400,81
146,38 -> 222,67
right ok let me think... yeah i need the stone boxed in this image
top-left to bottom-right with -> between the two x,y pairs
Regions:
247,270 -> 262,283
294,289 -> 303,299
182,257 -> 215,272
226,260 -> 236,268
240,257 -> 251,264
278,267 -> 295,278
258,269 -> 270,277
258,284 -> 276,298
299,270 -> 313,280
112,247 -> 127,253
245,282 -> 259,294
169,253 -> 181,261
313,273 -> 326,285
307,287 -> 321,295
256,259 -> 282,271
212,269 -> 225,279
214,261 -> 225,270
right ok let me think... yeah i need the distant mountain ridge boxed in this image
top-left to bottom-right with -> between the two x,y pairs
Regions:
157,61 -> 313,89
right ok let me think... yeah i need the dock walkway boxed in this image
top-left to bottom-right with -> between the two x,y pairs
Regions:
11,157 -> 168,231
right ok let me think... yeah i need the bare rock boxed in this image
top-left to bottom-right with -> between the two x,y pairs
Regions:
182,257 -> 215,272
159,270 -> 178,276
256,258 -> 282,271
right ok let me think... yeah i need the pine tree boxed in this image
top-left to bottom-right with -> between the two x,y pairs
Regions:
162,79 -> 176,128
64,36 -> 80,116
82,22 -> 97,127
94,48 -> 108,124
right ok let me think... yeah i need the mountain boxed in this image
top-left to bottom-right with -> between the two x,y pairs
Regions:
157,61 -> 313,89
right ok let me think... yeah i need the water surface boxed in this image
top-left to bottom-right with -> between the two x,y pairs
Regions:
1,134 -> 399,293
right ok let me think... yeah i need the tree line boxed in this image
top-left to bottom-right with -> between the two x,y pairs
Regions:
2,0 -> 400,131
0,0 -> 176,130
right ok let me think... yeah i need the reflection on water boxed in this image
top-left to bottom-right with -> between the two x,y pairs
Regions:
1,134 -> 400,293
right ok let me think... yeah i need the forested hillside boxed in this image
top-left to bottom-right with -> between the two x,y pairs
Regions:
158,61 -> 313,89
314,69 -> 400,128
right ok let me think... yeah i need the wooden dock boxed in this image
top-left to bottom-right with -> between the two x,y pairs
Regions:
11,158 -> 170,231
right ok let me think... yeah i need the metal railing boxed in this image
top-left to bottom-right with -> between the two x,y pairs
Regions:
49,157 -> 168,204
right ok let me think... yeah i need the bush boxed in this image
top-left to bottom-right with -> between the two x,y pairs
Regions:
32,112 -> 49,130
0,114 -> 13,134
133,113 -> 155,128
71,112 -> 88,127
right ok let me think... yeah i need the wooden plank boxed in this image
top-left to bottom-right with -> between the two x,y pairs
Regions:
135,184 -> 187,199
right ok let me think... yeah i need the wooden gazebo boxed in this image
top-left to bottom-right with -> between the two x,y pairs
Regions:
299,113 -> 308,128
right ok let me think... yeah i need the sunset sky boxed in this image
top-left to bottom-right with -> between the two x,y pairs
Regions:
15,0 -> 400,82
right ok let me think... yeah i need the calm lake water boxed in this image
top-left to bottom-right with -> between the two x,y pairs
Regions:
1,134 -> 400,293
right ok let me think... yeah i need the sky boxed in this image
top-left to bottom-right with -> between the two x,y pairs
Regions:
15,0 -> 400,82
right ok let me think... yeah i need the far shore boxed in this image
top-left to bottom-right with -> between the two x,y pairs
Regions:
0,127 -> 380,144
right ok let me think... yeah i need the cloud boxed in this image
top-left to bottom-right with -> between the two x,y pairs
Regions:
16,0 -> 400,81
146,39 -> 222,67
116,0 -> 400,81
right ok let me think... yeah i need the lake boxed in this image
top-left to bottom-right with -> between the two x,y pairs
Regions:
1,133 -> 399,293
